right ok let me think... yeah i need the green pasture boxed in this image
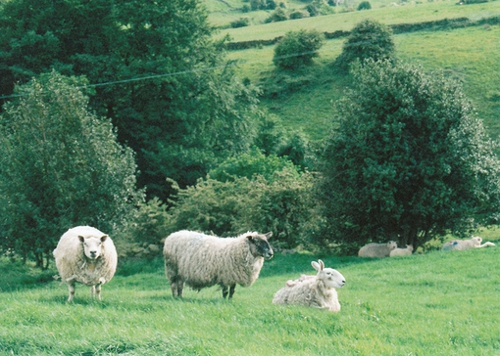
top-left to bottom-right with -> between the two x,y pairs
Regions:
225,24 -> 500,140
1,237 -> 499,355
214,0 -> 500,40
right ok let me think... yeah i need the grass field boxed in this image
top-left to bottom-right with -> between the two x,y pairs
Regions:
224,23 -> 500,140
215,0 -> 500,40
1,236 -> 499,355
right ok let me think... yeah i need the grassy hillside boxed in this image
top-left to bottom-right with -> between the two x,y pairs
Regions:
1,240 -> 499,355
218,3 -> 500,140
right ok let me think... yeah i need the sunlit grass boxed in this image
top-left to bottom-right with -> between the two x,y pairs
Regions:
1,239 -> 499,355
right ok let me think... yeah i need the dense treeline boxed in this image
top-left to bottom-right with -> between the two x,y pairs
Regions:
1,0 -> 499,265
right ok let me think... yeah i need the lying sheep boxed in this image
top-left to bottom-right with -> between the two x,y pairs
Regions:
442,236 -> 496,251
272,260 -> 345,312
390,245 -> 413,257
358,241 -> 397,258
53,226 -> 117,302
163,230 -> 273,299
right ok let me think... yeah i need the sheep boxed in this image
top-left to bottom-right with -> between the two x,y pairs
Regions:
442,236 -> 496,251
358,241 -> 397,258
390,245 -> 414,257
272,260 -> 345,312
163,230 -> 273,299
53,226 -> 117,302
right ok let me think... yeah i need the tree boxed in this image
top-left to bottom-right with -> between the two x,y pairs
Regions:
273,30 -> 325,70
335,19 -> 395,71
0,0 -> 262,201
0,71 -> 144,268
318,59 -> 500,252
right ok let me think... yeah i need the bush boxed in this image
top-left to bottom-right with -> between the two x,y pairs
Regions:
335,19 -> 395,71
230,17 -> 250,28
273,29 -> 325,70
357,1 -> 372,10
305,4 -> 319,16
207,147 -> 300,183
166,169 -> 318,249
265,8 -> 288,23
289,10 -> 308,19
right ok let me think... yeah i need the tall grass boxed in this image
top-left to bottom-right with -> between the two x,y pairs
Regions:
1,241 -> 499,355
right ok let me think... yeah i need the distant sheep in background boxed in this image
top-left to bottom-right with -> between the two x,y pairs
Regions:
273,260 -> 345,312
390,245 -> 413,257
358,241 -> 397,258
53,226 -> 117,302
442,236 -> 496,251
163,230 -> 273,299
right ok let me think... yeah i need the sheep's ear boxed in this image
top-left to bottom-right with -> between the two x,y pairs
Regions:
311,260 -> 323,272
100,235 -> 108,243
264,232 -> 272,239
78,235 -> 85,243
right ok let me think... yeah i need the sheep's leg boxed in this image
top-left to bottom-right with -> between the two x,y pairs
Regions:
222,285 -> 229,299
90,285 -> 96,299
228,284 -> 236,299
170,278 -> 184,298
95,284 -> 102,300
67,281 -> 76,302
170,282 -> 178,297
177,280 -> 184,298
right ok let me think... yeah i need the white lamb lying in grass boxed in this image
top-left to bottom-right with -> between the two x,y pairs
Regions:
390,245 -> 413,257
442,236 -> 496,251
273,260 -> 345,312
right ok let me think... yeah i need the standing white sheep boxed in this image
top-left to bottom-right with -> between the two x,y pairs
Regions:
272,260 -> 345,312
390,245 -> 414,257
163,230 -> 273,299
358,241 -> 397,258
442,236 -> 496,251
53,226 -> 117,302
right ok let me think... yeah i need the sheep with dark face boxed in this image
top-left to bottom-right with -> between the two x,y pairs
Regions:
53,226 -> 117,302
273,260 -> 346,312
163,230 -> 273,299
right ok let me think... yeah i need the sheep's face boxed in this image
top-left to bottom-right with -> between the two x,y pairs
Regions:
79,235 -> 108,260
247,232 -> 274,259
312,260 -> 346,289
388,241 -> 397,250
472,236 -> 482,245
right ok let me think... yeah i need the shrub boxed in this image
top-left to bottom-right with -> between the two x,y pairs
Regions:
305,4 -> 319,16
357,1 -> 371,10
230,17 -> 250,28
335,19 -> 395,71
166,169 -> 318,249
207,147 -> 300,183
273,29 -> 325,70
265,8 -> 288,23
290,10 -> 308,19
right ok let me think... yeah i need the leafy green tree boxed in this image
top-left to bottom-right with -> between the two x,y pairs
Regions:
336,19 -> 395,71
273,29 -> 324,70
318,60 -> 500,252
0,0 -> 262,201
0,71 -> 144,268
